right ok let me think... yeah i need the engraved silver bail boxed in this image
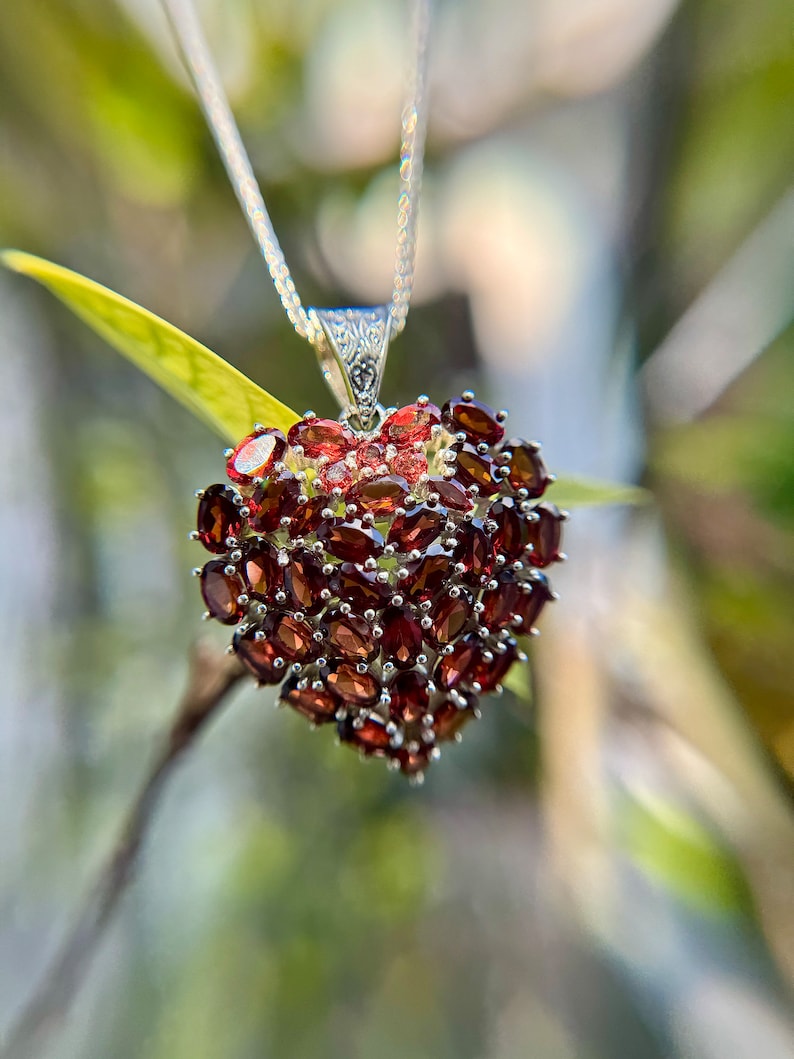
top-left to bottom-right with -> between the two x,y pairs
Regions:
309,305 -> 391,432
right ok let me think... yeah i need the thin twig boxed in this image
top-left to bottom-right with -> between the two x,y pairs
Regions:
1,642 -> 246,1059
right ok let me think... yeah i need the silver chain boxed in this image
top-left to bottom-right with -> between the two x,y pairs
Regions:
162,0 -> 430,348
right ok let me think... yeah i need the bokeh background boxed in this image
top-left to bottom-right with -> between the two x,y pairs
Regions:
1,0 -> 793,1056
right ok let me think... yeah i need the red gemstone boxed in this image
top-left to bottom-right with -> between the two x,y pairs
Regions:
316,460 -> 354,494
250,472 -> 302,533
513,574 -> 553,630
390,449 -> 427,483
265,612 -> 318,663
355,441 -> 386,470
283,550 -> 327,615
427,591 -> 472,646
315,519 -> 384,563
473,640 -> 518,692
387,504 -> 445,552
324,611 -> 379,662
452,445 -> 499,496
196,484 -> 242,553
233,629 -> 282,684
326,663 -> 380,706
200,561 -> 245,624
425,477 -> 473,512
280,675 -> 338,724
341,715 -> 392,756
527,503 -> 564,567
432,694 -> 476,741
395,745 -> 432,775
481,572 -> 522,627
347,475 -> 409,516
499,439 -> 549,497
441,397 -> 505,445
243,541 -> 281,600
489,496 -> 529,560
404,544 -> 454,602
379,607 -> 423,669
452,520 -> 493,584
289,493 -> 328,538
287,418 -> 355,461
226,428 -> 286,485
333,564 -> 390,609
379,401 -> 441,445
389,670 -> 431,725
435,633 -> 483,690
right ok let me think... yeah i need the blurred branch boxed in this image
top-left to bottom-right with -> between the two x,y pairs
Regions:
1,642 -> 246,1059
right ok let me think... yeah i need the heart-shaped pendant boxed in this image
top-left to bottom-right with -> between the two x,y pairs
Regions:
192,391 -> 565,779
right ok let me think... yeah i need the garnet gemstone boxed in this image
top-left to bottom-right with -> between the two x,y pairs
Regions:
451,445 -> 499,496
481,572 -> 522,627
425,476 -> 473,512
266,613 -> 317,663
404,544 -> 454,602
287,418 -> 354,461
226,428 -> 286,485
513,574 -> 554,630
283,550 -> 327,614
427,591 -> 472,646
316,460 -> 353,494
340,715 -> 392,756
324,611 -> 379,662
333,563 -> 390,609
379,401 -> 441,445
355,441 -> 386,470
390,449 -> 427,483
473,640 -> 518,692
499,439 -> 549,497
234,630 -> 282,684
243,541 -> 281,600
396,746 -> 432,775
379,607 -> 423,669
200,561 -> 245,624
489,496 -> 529,560
326,663 -> 380,707
433,693 -> 476,741
347,475 -> 409,516
452,520 -> 493,584
435,633 -> 483,690
281,675 -> 338,724
441,397 -> 505,445
196,484 -> 242,553
250,472 -> 302,533
389,670 -> 431,725
315,519 -> 384,563
387,504 -> 445,552
289,493 -> 328,538
527,503 -> 564,567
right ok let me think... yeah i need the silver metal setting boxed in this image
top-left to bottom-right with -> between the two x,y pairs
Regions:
311,305 -> 392,430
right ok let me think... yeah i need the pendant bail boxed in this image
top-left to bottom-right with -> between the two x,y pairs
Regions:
309,305 -> 391,432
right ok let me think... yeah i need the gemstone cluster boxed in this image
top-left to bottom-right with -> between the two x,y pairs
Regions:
192,393 -> 565,780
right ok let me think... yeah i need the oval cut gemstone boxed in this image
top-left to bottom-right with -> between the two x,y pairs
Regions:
316,460 -> 353,495
432,693 -> 476,741
488,496 -> 529,560
499,439 -> 549,497
200,561 -> 245,625
435,633 -> 483,690
390,449 -> 427,483
347,475 -> 409,516
196,484 -> 242,553
396,746 -> 432,775
451,445 -> 499,496
250,472 -> 302,534
453,520 -> 493,584
480,572 -> 522,627
280,675 -> 338,724
283,550 -> 327,614
289,493 -> 328,538
387,504 -> 445,552
355,440 -> 386,470
389,670 -> 431,725
243,540 -> 281,600
527,503 -> 564,567
326,663 -> 380,706
404,544 -> 454,602
233,630 -> 282,684
379,401 -> 441,445
427,591 -> 472,646
379,607 -> 423,669
324,611 -> 379,662
425,476 -> 473,513
226,428 -> 286,485
333,563 -> 390,609
513,574 -> 553,630
315,519 -> 384,563
441,397 -> 505,445
340,715 -> 392,756
473,640 -> 518,692
288,418 -> 354,461
266,613 -> 317,663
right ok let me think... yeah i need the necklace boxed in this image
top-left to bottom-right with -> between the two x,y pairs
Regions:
168,0 -> 566,780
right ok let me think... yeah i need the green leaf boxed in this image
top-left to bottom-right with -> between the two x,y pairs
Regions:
1,249 -> 300,442
548,476 -> 650,509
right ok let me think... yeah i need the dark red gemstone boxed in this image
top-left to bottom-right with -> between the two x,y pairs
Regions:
441,397 -> 505,445
196,484 -> 242,553
333,564 -> 390,609
435,633 -> 483,690
316,460 -> 353,494
452,445 -> 499,496
290,493 -> 328,538
315,519 -> 384,563
326,663 -> 380,706
355,441 -> 386,470
427,591 -> 472,646
488,496 -> 529,560
473,640 -> 518,692
481,572 -> 522,627
233,629 -> 282,684
226,428 -> 286,485
396,745 -> 432,775
283,550 -> 327,614
200,561 -> 245,624
387,504 -> 445,552
347,475 -> 409,516
243,541 -> 281,600
287,418 -> 355,461
425,477 -> 473,512
379,401 -> 441,445
404,544 -> 453,602
379,607 -> 423,669
341,715 -> 392,756
280,675 -> 338,724
250,472 -> 302,533
452,520 -> 493,584
513,573 -> 554,630
389,670 -> 431,725
499,439 -> 549,497
527,503 -> 564,567
265,612 -> 318,663
390,449 -> 427,483
433,692 -> 477,741
324,611 -> 379,662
